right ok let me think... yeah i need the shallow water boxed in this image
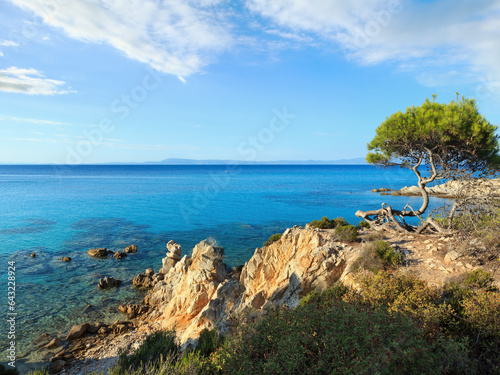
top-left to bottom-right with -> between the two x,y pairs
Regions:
0,164 -> 452,367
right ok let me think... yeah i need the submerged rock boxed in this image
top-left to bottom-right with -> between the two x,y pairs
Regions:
97,276 -> 122,289
87,248 -> 110,258
113,251 -> 127,259
66,323 -> 90,340
30,252 -> 36,258
124,244 -> 138,253
61,257 -> 72,262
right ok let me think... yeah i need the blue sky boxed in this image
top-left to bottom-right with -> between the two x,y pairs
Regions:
0,0 -> 499,164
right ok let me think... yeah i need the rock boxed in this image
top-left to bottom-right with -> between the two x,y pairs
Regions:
113,251 -> 127,259
51,359 -> 65,373
31,253 -> 36,258
133,273 -> 155,288
444,251 -> 462,263
44,338 -> 61,349
97,326 -> 110,335
61,257 -> 71,262
167,240 -> 182,260
117,304 -> 150,319
87,322 -> 102,334
33,333 -> 52,346
66,323 -> 90,340
160,257 -> 177,274
87,248 -> 109,258
97,276 -> 122,289
145,268 -> 154,277
124,244 -> 138,253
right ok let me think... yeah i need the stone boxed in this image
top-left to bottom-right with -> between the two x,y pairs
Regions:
117,304 -> 150,319
97,276 -> 122,289
66,323 -> 90,340
145,268 -> 154,277
87,322 -> 102,334
88,248 -> 109,258
97,326 -> 110,335
113,251 -> 127,259
30,252 -> 36,258
61,257 -> 71,262
132,273 -> 155,288
124,244 -> 138,253
44,338 -> 61,349
167,240 -> 182,260
444,251 -> 462,263
51,359 -> 65,373
33,333 -> 52,346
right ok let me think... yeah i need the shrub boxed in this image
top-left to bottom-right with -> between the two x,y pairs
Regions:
308,216 -> 348,229
358,220 -> 370,229
374,240 -> 404,266
196,328 -> 221,358
463,269 -> 496,290
213,299 -> 471,374
335,224 -> 359,242
263,233 -> 281,247
364,231 -> 385,242
298,282 -> 350,308
351,245 -> 385,273
0,365 -> 19,375
112,330 -> 179,374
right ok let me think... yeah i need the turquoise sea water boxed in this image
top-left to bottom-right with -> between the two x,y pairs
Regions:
0,165 -> 452,367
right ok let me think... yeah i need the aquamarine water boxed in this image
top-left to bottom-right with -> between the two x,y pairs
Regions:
0,165 -> 451,367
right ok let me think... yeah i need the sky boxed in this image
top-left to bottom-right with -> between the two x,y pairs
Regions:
0,0 -> 499,164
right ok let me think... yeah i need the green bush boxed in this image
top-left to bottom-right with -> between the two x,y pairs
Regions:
335,224 -> 359,242
0,365 -> 19,375
213,299 -> 471,374
374,241 -> 404,266
263,233 -> 281,247
196,329 -> 221,358
463,269 -> 496,290
358,220 -> 370,229
298,282 -> 350,308
112,330 -> 180,374
308,216 -> 348,229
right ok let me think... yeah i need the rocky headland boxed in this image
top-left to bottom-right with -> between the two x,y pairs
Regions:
33,226 -> 499,374
372,177 -> 500,198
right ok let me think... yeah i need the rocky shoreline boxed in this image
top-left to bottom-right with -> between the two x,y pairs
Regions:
372,178 -> 500,198
28,225 -> 500,375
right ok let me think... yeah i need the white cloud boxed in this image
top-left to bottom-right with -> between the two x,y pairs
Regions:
0,115 -> 70,126
0,40 -> 19,47
0,51 -> 3,57
246,0 -> 500,88
10,0 -> 232,77
0,67 -> 75,95
177,76 -> 187,84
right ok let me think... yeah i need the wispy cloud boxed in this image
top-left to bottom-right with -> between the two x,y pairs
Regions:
0,115 -> 70,126
0,40 -> 20,47
9,0 -> 232,77
0,67 -> 75,95
246,0 -> 500,90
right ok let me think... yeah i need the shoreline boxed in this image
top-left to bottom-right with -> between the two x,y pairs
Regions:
20,224 -> 500,374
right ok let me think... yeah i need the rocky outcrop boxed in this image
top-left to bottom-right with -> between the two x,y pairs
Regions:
97,276 -> 122,289
88,248 -> 110,258
113,251 -> 127,259
142,227 -> 354,345
374,178 -> 500,198
117,304 -> 150,319
159,240 -> 183,274
124,245 -> 138,253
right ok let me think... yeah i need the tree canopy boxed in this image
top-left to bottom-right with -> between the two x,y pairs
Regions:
357,95 -> 500,233
367,96 -> 500,175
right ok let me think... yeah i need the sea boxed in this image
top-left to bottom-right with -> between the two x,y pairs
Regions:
0,164 -> 453,368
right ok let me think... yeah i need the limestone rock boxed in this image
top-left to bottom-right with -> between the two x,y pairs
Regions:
44,338 -> 61,349
145,268 -> 154,277
66,323 -> 90,340
113,251 -> 127,259
117,304 -> 150,319
61,257 -> 71,262
87,322 -> 102,334
97,276 -> 122,289
87,248 -> 109,258
124,244 -> 138,253
133,273 -> 155,288
31,252 -> 36,258
444,250 -> 462,263
167,240 -> 182,260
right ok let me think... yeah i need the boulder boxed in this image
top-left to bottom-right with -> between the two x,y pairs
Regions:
44,338 -> 61,349
87,322 -> 102,334
66,323 -> 90,340
98,276 -> 122,289
160,257 -> 177,274
444,250 -> 462,263
167,240 -> 182,260
51,359 -> 65,373
113,251 -> 127,259
61,257 -> 71,262
124,244 -> 138,253
133,273 -> 155,288
88,248 -> 109,258
145,268 -> 154,277
117,304 -> 150,319
30,253 -> 36,258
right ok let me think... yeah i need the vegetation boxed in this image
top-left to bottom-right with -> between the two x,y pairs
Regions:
356,95 -> 500,233
352,240 -> 404,272
308,216 -> 347,229
358,220 -> 370,229
334,224 -> 359,242
0,365 -> 19,375
263,233 -> 281,247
